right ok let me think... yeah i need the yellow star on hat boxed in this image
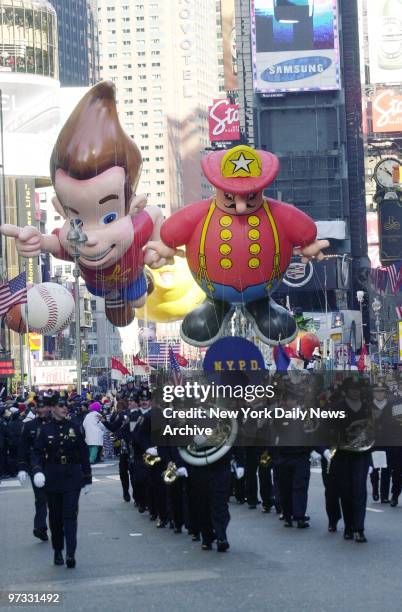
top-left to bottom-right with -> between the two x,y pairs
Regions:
221,145 -> 262,178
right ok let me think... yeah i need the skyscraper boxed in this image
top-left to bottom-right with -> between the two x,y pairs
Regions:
97,0 -> 221,216
50,0 -> 99,86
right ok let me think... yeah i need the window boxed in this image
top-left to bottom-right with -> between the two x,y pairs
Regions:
124,99 -> 134,104
109,64 -> 117,69
54,215 -> 61,221
54,265 -> 63,276
123,75 -> 132,80
123,40 -> 131,46
140,122 -> 148,127
156,168 -> 164,173
91,321 -> 97,333
124,87 -> 133,92
64,265 -> 72,274
156,180 -> 164,185
90,300 -> 97,311
152,62 -> 160,67
137,63 -> 146,68
123,63 -> 132,69
123,28 -> 130,34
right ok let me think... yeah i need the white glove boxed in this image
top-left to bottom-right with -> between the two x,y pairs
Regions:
368,466 -> 373,475
145,447 -> 158,457
17,470 -> 28,484
323,449 -> 331,462
176,467 -> 188,478
33,473 -> 45,488
235,467 -> 245,480
83,484 -> 92,495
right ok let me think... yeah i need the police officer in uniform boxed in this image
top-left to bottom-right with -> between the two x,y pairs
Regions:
31,397 -> 92,568
273,383 -> 312,529
17,397 -> 51,541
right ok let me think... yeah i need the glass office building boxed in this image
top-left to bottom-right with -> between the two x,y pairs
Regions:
49,0 -> 99,86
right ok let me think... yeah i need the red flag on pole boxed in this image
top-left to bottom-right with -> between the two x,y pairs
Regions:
132,356 -> 147,366
111,357 -> 130,377
176,353 -> 188,367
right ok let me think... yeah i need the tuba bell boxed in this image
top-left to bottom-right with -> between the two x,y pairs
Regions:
143,452 -> 162,467
178,408 -> 238,466
162,462 -> 178,485
339,418 -> 375,452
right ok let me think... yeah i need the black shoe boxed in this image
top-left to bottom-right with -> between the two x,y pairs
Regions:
244,298 -> 297,346
390,497 -> 398,507
192,534 -> 201,542
284,519 -> 293,528
66,556 -> 76,568
297,520 -> 310,529
138,505 -> 146,514
54,551 -> 64,566
328,523 -> 337,533
149,514 -> 157,521
381,498 -> 390,504
236,499 -> 245,505
123,493 -> 131,502
169,520 -> 175,529
343,530 -> 354,540
372,493 -> 379,502
156,519 -> 167,528
248,504 -> 257,510
181,299 -> 233,347
201,542 -> 213,550
355,531 -> 367,543
174,527 -> 182,534
217,539 -> 230,552
279,513 -> 285,521
33,528 -> 48,542
262,505 -> 271,514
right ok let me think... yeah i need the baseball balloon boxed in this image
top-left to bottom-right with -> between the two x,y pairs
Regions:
5,283 -> 74,335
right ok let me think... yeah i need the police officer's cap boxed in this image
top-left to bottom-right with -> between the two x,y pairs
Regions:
139,389 -> 151,401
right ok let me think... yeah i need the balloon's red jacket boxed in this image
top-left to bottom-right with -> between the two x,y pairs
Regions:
160,197 -> 317,302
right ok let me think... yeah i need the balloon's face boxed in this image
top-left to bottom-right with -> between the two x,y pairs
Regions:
215,188 -> 264,216
55,166 -> 134,269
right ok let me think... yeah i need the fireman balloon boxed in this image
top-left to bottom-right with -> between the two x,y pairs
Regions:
147,145 -> 329,347
0,81 -> 166,328
136,257 -> 205,323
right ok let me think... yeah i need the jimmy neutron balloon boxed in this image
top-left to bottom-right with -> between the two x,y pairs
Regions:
147,145 -> 329,346
1,81 -> 166,327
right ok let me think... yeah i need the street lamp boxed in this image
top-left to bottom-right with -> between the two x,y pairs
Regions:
356,290 -> 365,348
372,297 -> 382,374
66,220 -> 88,396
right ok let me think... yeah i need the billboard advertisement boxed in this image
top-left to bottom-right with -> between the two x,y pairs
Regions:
367,0 -> 402,85
372,89 -> 402,133
208,99 -> 241,142
251,0 -> 341,93
221,0 -> 238,89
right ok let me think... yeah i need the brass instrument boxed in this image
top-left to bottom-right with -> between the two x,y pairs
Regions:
143,452 -> 162,467
326,448 -> 337,475
179,410 -> 238,466
259,451 -> 272,468
162,462 -> 178,485
339,418 -> 375,453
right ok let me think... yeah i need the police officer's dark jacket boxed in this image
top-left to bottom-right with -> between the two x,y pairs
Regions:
31,417 -> 92,492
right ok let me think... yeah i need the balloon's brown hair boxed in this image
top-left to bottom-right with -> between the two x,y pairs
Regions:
50,81 -> 142,212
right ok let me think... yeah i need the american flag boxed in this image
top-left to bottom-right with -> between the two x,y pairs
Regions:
0,272 -> 27,317
388,261 -> 401,294
396,305 -> 402,320
169,345 -> 182,386
147,341 -> 180,367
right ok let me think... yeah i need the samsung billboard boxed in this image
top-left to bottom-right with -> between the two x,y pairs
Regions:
251,0 -> 341,93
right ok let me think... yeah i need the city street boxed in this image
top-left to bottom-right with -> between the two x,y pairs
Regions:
1,463 -> 401,612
